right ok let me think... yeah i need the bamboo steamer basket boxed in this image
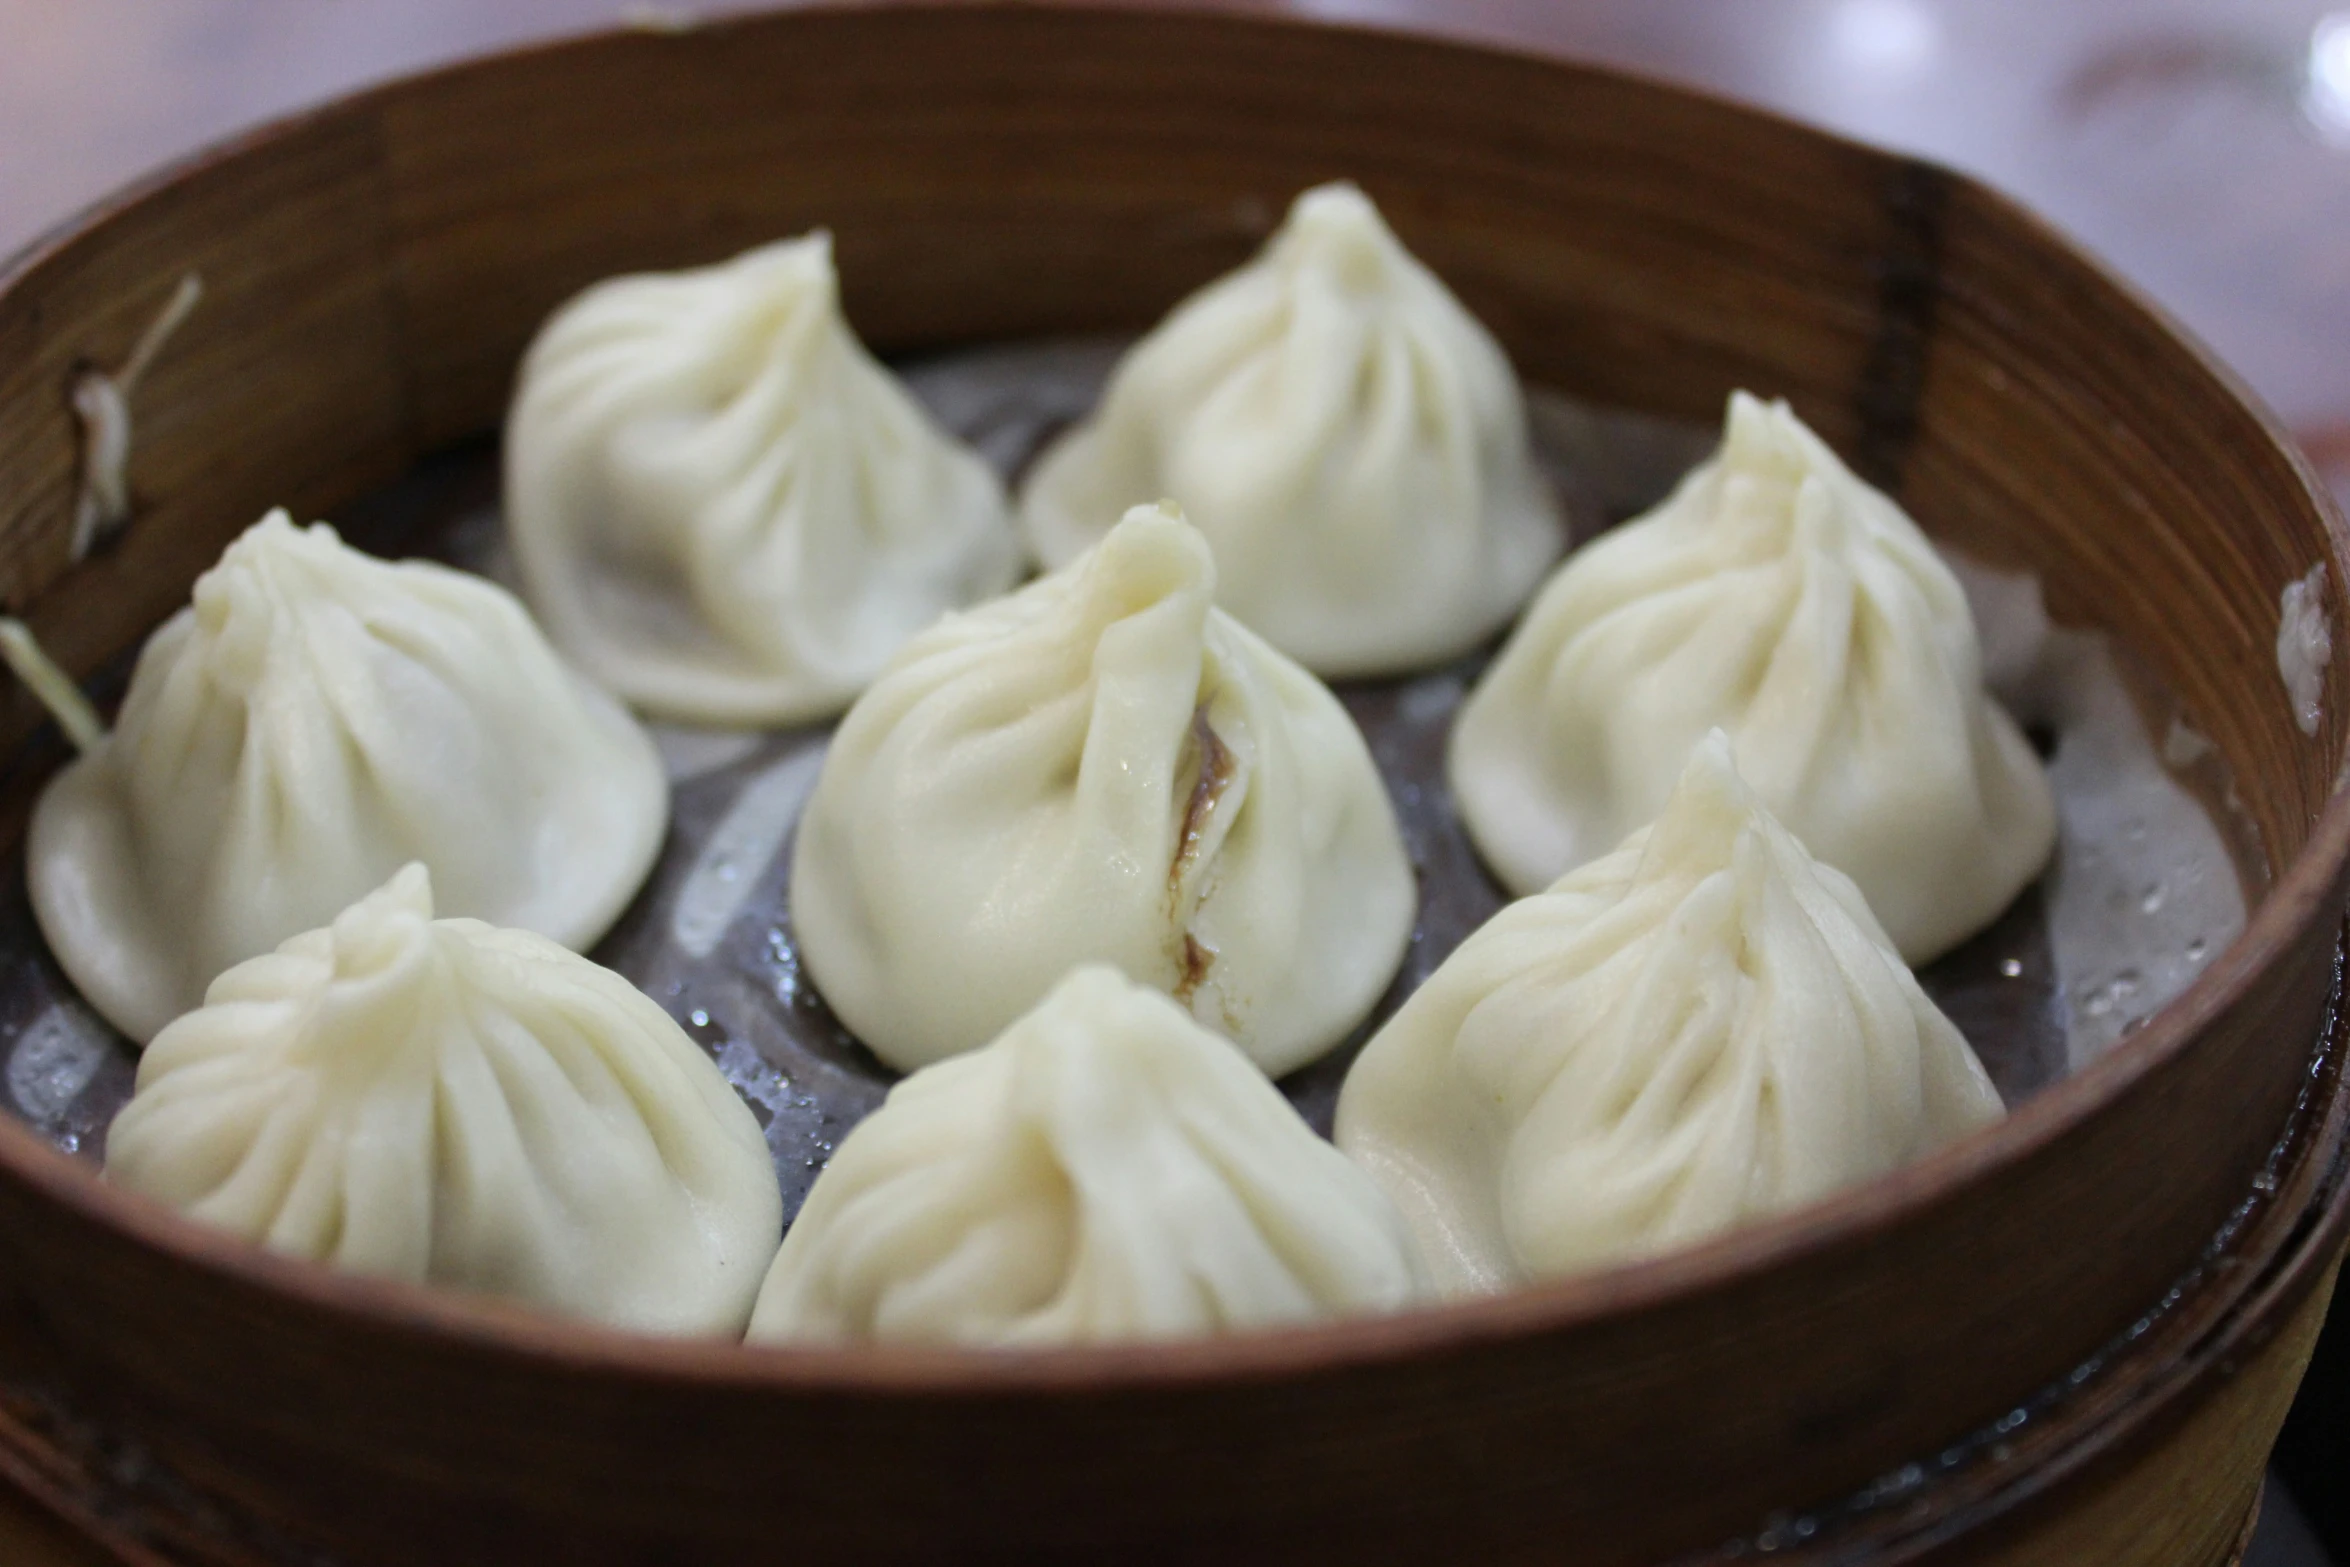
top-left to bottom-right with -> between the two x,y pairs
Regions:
0,7 -> 2344,1564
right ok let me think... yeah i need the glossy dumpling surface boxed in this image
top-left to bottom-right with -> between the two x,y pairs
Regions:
1449,391 -> 2054,962
106,866 -> 781,1336
506,232 -> 1020,725
749,964 -> 1425,1346
28,511 -> 667,1043
1021,182 -> 1562,677
1338,733 -> 2005,1295
790,502 -> 1415,1076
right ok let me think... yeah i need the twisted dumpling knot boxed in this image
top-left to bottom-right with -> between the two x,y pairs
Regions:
1276,183 -> 1405,293
324,861 -> 435,981
1086,498 -> 1213,619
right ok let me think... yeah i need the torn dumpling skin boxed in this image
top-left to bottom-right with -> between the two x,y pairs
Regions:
789,502 -> 1415,1077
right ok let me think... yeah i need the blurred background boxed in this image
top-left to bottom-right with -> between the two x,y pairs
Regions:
1,1 -> 2344,1563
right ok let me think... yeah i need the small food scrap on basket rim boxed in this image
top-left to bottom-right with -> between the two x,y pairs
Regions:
71,272 -> 203,561
2277,562 -> 2332,738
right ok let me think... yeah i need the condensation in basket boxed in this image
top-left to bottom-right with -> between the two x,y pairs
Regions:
1946,553 -> 2247,1066
671,742 -> 827,959
4,1000 -> 112,1133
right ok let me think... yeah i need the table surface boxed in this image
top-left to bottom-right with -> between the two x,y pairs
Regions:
1,2 -> 2344,1564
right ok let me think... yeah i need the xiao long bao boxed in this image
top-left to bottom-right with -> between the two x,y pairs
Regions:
750,965 -> 1426,1346
106,866 -> 781,1337
1339,734 -> 2006,1294
1021,182 -> 1562,677
790,503 -> 1416,1077
1449,392 -> 2055,963
27,510 -> 667,1044
506,231 -> 1021,726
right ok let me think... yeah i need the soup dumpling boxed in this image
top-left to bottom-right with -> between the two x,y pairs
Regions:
27,510 -> 667,1043
749,964 -> 1425,1346
106,865 -> 781,1336
790,502 -> 1414,1077
1449,392 -> 2054,963
1021,183 -> 1562,677
506,232 -> 1021,725
1338,733 -> 2004,1295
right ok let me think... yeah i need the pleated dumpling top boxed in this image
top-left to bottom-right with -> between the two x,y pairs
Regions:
506,232 -> 1020,725
751,965 -> 1425,1346
27,510 -> 666,1043
1022,183 -> 1561,677
107,866 -> 781,1336
1450,392 -> 2054,962
1340,734 -> 2005,1295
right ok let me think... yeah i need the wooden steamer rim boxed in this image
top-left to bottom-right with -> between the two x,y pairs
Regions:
0,6 -> 2345,1563
2,939 -> 2343,1566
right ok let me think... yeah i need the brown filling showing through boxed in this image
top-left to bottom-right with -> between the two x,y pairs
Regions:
1170,700 -> 1237,1002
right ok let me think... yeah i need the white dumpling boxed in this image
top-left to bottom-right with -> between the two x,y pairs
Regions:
506,232 -> 1021,725
28,510 -> 667,1044
1020,182 -> 1562,677
1338,733 -> 2005,1295
750,964 -> 1425,1345
105,865 -> 780,1336
791,502 -> 1414,1077
1450,392 -> 2055,962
